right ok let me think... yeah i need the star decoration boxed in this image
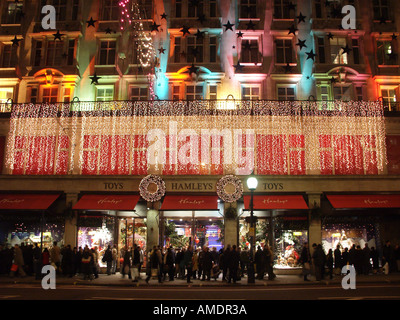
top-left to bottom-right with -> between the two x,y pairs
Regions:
233,61 -> 244,72
297,12 -> 306,24
341,45 -> 352,55
90,73 -> 101,85
392,33 -> 398,41
237,31 -> 244,38
330,76 -> 338,84
288,24 -> 298,36
379,16 -> 387,24
296,39 -> 307,50
246,20 -> 256,31
306,49 -> 317,61
195,29 -> 204,39
327,32 -> 334,40
151,21 -> 161,32
223,20 -> 234,31
187,63 -> 199,74
86,17 -> 97,28
158,47 -> 166,54
105,27 -> 112,34
160,13 -> 167,20
284,63 -> 293,73
11,36 -> 22,46
52,30 -> 65,41
180,25 -> 191,36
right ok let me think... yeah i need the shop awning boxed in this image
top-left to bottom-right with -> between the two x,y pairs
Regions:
73,194 -> 140,211
161,195 -> 219,211
0,194 -> 61,210
243,195 -> 309,210
326,194 -> 400,209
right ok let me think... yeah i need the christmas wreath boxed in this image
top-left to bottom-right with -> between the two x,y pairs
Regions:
216,175 -> 243,203
139,174 -> 166,202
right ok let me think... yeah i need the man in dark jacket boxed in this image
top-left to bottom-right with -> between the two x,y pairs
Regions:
227,245 -> 240,283
299,242 -> 311,281
201,246 -> 213,281
103,245 -> 113,276
255,246 -> 265,279
312,244 -> 326,281
184,245 -> 194,283
334,244 -> 342,270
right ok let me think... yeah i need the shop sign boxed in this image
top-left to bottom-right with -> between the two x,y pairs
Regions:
262,183 -> 284,191
170,182 -> 214,191
103,182 -> 124,190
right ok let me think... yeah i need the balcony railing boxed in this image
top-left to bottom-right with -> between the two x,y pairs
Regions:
0,99 -> 394,117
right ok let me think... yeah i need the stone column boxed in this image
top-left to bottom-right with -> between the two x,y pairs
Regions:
223,202 -> 238,247
307,193 -> 322,253
64,193 -> 79,247
146,201 -> 160,251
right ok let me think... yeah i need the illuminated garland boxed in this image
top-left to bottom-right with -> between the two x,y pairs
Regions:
139,174 -> 166,202
216,175 -> 244,203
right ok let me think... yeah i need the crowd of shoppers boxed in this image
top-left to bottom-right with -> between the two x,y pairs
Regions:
1,240 -> 399,283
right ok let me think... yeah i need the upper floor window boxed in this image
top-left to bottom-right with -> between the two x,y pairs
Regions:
96,86 -> 114,102
209,0 -> 218,17
186,84 -> 204,100
381,87 -> 397,110
377,40 -> 396,65
173,36 -> 218,64
373,0 -> 390,21
139,0 -> 153,20
315,0 -> 356,19
330,37 -> 348,65
1,43 -> 18,68
2,1 -> 23,24
274,0 -> 294,19
98,40 -> 116,65
130,86 -> 149,101
101,0 -> 119,21
241,39 -> 261,64
0,87 -> 13,104
333,84 -> 352,101
242,85 -> 260,100
42,86 -> 59,103
277,86 -> 296,101
276,39 -> 294,64
52,0 -> 67,22
175,0 -> 182,18
187,37 -> 204,63
188,0 -> 203,18
240,0 -> 257,19
32,39 -> 76,67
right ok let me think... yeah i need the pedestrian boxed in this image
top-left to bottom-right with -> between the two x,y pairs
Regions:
184,245 -> 194,283
165,247 -> 175,281
220,245 -> 230,281
255,246 -> 265,279
42,248 -> 50,267
198,247 -> 204,280
10,244 -> 26,278
299,242 -> 311,281
91,247 -> 99,279
201,246 -> 213,281
81,246 -> 93,280
227,245 -> 240,283
111,244 -> 118,274
240,247 -> 250,277
192,248 -> 199,279
102,245 -> 113,275
50,241 -> 61,273
362,243 -> 371,275
382,240 -> 394,274
179,247 -> 186,279
62,244 -> 74,277
146,246 -> 162,284
348,244 -> 356,268
121,246 -> 131,279
33,243 -> 42,280
395,244 -> 400,273
312,244 -> 325,281
326,249 -> 334,279
342,247 -> 349,267
264,245 -> 276,280
334,244 -> 342,271
131,244 -> 141,282
370,246 -> 379,273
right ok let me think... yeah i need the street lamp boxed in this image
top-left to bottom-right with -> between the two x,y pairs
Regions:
246,175 -> 258,284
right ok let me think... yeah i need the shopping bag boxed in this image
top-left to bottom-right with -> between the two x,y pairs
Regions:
151,268 -> 158,277
131,267 -> 139,279
383,262 -> 389,275
10,264 -> 18,272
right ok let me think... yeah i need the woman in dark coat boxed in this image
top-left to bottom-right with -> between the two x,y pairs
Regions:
201,247 -> 213,281
326,249 -> 334,279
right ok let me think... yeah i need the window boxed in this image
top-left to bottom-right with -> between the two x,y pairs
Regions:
315,0 -> 323,18
52,0 -> 67,22
210,37 -> 217,63
101,0 -> 119,21
29,87 -> 38,103
242,86 -> 260,100
46,40 -> 64,66
98,40 -> 116,65
175,0 -> 182,18
188,0 -> 203,17
1,44 -> 18,68
333,85 -> 352,101
274,0 -> 293,19
186,85 -> 203,100
173,85 -> 181,100
96,87 -> 114,101
317,37 -> 326,64
241,39 -> 260,64
174,38 -> 182,63
139,0 -> 153,20
4,1 -> 23,24
373,0 -> 389,21
187,37 -> 204,63
130,87 -> 149,101
355,86 -> 363,101
277,86 -> 296,101
209,0 -> 218,17
67,39 -> 75,66
72,0 -> 80,20
276,39 -> 293,64
377,40 -> 396,65
42,86 -> 59,103
0,87 -> 13,103
63,87 -> 72,103
33,40 -> 43,66
208,85 -> 217,99
381,88 -> 397,110
352,38 -> 360,65
240,0 -> 257,19
330,37 -> 348,64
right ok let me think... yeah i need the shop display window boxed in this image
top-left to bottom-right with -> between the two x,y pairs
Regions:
275,230 -> 308,268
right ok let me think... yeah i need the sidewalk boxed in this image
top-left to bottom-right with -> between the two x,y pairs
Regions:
1,272 -> 400,287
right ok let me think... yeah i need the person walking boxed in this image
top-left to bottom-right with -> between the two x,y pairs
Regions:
342,247 -> 349,267
362,243 -> 371,275
299,242 -> 311,281
111,245 -> 118,275
370,246 -> 379,273
50,241 -> 61,273
382,240 -> 394,274
42,248 -> 50,267
220,245 -> 230,282
326,249 -> 334,279
227,245 -> 240,283
240,247 -> 250,277
264,245 -> 276,280
81,246 -> 93,280
131,244 -> 141,282
312,244 -> 325,281
121,246 -> 131,279
184,245 -> 194,283
102,245 -> 113,275
255,246 -> 265,280
10,244 -> 26,278
165,247 -> 175,281
201,246 -> 213,281
334,244 -> 342,271
146,246 -> 162,284
192,248 -> 199,280
33,243 -> 42,280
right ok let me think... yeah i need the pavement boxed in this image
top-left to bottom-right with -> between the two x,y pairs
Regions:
1,271 -> 400,287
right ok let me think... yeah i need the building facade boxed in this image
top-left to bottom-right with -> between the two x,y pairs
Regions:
0,0 -> 400,270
